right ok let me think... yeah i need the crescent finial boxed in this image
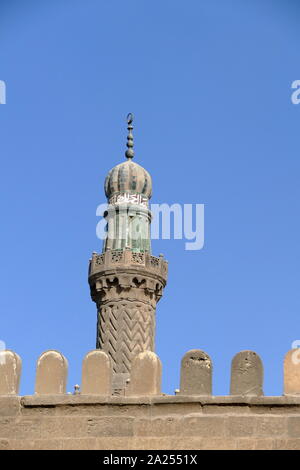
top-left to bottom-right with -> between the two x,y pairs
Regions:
125,113 -> 134,160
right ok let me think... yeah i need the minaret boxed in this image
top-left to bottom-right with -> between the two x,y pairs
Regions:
88,114 -> 168,394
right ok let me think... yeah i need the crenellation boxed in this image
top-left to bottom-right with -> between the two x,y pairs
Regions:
0,348 -> 299,401
230,350 -> 264,397
126,351 -> 162,397
81,350 -> 112,396
179,349 -> 212,396
284,349 -> 300,395
0,350 -> 21,396
35,350 -> 68,395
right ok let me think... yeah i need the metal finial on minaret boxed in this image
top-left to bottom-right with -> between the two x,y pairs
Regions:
125,112 -> 134,160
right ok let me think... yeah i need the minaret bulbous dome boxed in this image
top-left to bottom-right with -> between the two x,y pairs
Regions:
104,160 -> 152,200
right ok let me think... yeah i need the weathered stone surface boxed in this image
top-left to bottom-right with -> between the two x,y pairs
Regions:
95,437 -> 133,450
35,350 -> 68,395
287,417 -> 300,437
131,437 -> 236,450
0,350 -> 21,395
255,416 -> 287,437
5,416 -> 135,440
197,438 -> 236,450
273,438 -> 300,450
253,439 -> 274,450
0,394 -> 299,449
284,349 -> 300,395
230,350 -> 263,396
11,439 -> 63,450
127,351 -> 161,396
225,416 -> 256,437
182,415 -> 225,437
236,439 -> 256,450
202,404 -> 249,414
5,435 -> 298,450
0,396 -> 21,416
62,438 -> 97,450
0,440 -> 10,450
134,416 -> 182,437
20,393 -> 300,408
179,349 -> 212,395
81,350 -> 112,395
88,416 -> 134,437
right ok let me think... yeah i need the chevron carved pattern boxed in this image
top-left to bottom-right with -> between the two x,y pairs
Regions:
97,301 -> 155,374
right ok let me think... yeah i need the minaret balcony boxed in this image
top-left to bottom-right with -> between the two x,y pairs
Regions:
89,249 -> 168,280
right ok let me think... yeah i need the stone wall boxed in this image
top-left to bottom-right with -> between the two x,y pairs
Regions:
1,348 -> 300,450
1,395 -> 300,450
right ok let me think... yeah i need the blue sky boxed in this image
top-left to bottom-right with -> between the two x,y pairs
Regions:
1,0 -> 300,396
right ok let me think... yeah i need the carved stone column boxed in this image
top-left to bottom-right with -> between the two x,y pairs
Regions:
89,250 -> 168,393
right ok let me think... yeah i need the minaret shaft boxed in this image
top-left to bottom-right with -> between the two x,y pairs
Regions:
89,250 -> 167,393
96,288 -> 155,392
